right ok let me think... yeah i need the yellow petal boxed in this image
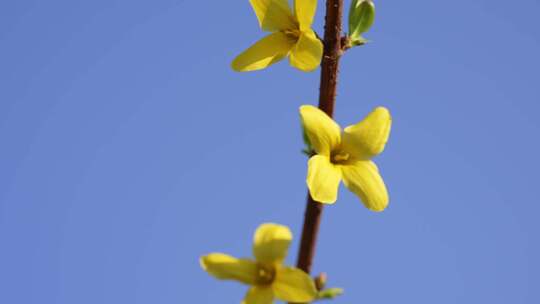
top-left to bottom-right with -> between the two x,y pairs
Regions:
341,160 -> 389,211
294,0 -> 317,30
249,0 -> 297,31
200,253 -> 258,285
232,32 -> 296,72
289,30 -> 323,72
272,266 -> 317,302
242,286 -> 274,304
253,223 -> 292,264
299,105 -> 341,156
307,155 -> 341,204
342,107 -> 392,159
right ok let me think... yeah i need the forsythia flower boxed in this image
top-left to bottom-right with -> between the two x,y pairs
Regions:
200,223 -> 317,304
232,0 -> 323,72
300,105 -> 392,211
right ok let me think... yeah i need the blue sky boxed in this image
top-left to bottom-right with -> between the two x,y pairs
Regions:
1,0 -> 539,303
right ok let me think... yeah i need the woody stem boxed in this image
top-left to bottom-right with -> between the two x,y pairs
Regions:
294,0 -> 344,279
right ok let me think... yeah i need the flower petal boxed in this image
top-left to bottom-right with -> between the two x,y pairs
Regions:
249,0 -> 297,31
299,105 -> 341,156
242,286 -> 274,304
200,253 -> 258,285
307,155 -> 341,204
290,30 -> 323,72
253,223 -> 292,264
294,0 -> 317,30
232,32 -> 296,72
342,107 -> 392,159
272,266 -> 317,302
341,160 -> 389,211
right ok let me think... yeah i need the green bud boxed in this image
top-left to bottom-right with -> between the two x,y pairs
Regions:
317,287 -> 345,300
348,0 -> 375,39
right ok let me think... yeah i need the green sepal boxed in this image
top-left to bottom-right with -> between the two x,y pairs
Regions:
317,287 -> 345,300
348,0 -> 375,39
351,36 -> 368,46
301,124 -> 313,156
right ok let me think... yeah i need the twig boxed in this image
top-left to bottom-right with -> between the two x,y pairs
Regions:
294,0 -> 344,277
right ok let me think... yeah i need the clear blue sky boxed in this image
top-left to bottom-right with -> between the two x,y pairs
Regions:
1,1 -> 539,303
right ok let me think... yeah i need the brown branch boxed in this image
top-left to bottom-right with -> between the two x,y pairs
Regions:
317,0 -> 344,118
295,0 -> 344,276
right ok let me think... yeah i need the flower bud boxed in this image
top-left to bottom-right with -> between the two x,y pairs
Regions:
314,272 -> 327,290
348,0 -> 375,39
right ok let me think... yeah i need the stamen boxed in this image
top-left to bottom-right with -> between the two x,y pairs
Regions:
255,264 -> 276,285
283,29 -> 301,39
332,152 -> 350,163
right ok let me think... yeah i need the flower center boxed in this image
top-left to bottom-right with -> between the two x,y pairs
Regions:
331,150 -> 350,164
255,263 -> 276,286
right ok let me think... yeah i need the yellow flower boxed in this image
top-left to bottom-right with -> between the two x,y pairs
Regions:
232,0 -> 323,72
300,105 -> 392,211
200,223 -> 317,304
